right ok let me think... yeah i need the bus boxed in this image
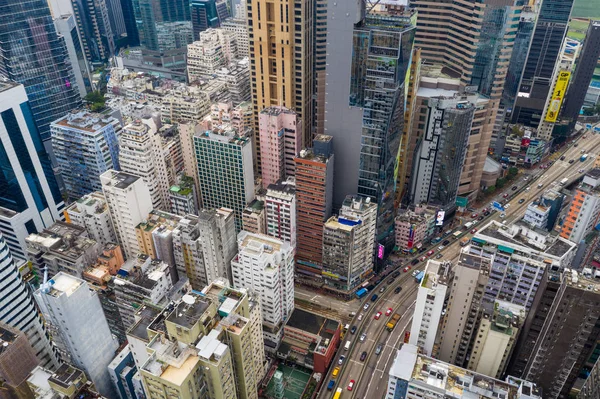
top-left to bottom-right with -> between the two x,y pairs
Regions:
333,387 -> 343,399
452,230 -> 462,239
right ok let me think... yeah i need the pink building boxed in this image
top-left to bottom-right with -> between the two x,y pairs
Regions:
258,106 -> 301,187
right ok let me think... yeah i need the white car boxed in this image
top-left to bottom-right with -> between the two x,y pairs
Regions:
338,355 -> 346,365
357,313 -> 363,321
524,176 -> 529,181
359,333 -> 367,342
500,213 -> 506,218
363,303 -> 370,311
525,187 -> 530,191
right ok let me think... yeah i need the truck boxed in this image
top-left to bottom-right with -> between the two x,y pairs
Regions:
415,271 -> 425,283
332,387 -> 343,399
355,288 -> 368,299
460,237 -> 470,247
464,221 -> 474,230
560,178 -> 568,185
581,154 -> 589,162
386,313 -> 401,331
344,340 -> 351,350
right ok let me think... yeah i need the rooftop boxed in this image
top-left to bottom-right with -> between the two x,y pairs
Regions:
53,110 -> 115,133
127,305 -> 162,341
0,79 -> 18,94
167,296 -> 210,330
0,324 -> 18,355
286,308 -> 326,336
46,273 -> 83,298
239,231 -> 285,255
103,170 -> 140,190
48,364 -> 85,390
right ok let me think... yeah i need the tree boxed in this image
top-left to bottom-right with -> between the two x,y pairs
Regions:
508,167 -> 518,178
84,90 -> 106,112
496,177 -> 507,188
486,185 -> 496,193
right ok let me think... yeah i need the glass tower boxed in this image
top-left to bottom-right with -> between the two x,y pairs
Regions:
0,0 -> 82,143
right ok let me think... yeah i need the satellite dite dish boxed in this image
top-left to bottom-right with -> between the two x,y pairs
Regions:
182,294 -> 195,305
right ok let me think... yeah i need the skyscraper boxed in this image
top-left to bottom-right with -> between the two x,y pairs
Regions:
132,0 -> 192,51
324,3 -> 415,253
0,81 -> 64,263
0,0 -> 82,143
247,0 -> 314,166
190,0 -> 230,40
0,232 -> 59,370
511,0 -> 575,127
34,272 -> 119,397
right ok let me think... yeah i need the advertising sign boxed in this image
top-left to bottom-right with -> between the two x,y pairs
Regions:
436,210 -> 445,226
545,70 -> 570,123
377,244 -> 385,259
407,224 -> 415,249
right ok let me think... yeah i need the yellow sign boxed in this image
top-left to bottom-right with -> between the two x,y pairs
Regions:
545,70 -> 570,123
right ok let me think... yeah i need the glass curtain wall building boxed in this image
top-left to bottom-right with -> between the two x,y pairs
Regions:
132,0 -> 193,50
0,0 -> 82,143
349,9 -> 415,253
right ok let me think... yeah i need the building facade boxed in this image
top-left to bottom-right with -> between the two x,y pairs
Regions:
560,169 -> 600,243
265,180 -> 296,246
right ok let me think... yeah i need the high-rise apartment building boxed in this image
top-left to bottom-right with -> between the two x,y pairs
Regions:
258,107 -> 301,188
101,170 -> 153,258
560,169 -> 600,243
520,268 -> 600,398
242,199 -> 267,234
50,110 -> 121,200
108,346 -> 139,399
0,322 -> 40,399
409,95 -> 475,212
34,272 -> 119,397
47,0 -> 115,63
119,119 -> 174,210
0,233 -> 59,369
0,81 -> 65,263
294,135 -> 334,275
409,261 -> 449,357
511,0 -> 575,128
168,175 -> 198,216
523,188 -> 564,231
187,28 -> 238,82
193,126 -> 254,231
64,192 -> 118,246
247,0 -> 314,163
221,18 -> 249,57
325,3 -> 415,253
265,180 -> 296,246
231,231 -> 294,348
386,344 -> 541,399
0,1 -> 82,143
561,21 -> 600,124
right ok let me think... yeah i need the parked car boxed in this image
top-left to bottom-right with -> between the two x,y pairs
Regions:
385,308 -> 393,316
360,351 -> 367,361
374,312 -> 382,320
338,355 -> 346,365
518,198 -> 525,204
350,326 -> 357,334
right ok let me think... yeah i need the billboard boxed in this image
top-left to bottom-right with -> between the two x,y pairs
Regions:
436,210 -> 445,226
377,244 -> 385,259
456,196 -> 468,208
545,70 -> 571,123
407,224 -> 415,249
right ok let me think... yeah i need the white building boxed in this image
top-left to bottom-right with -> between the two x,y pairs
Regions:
0,81 -> 65,263
409,261 -> 449,356
34,272 -> 118,397
119,118 -> 172,210
231,231 -> 294,347
64,192 -> 117,246
187,28 -> 238,83
101,170 -> 153,259
221,19 -> 249,57
265,180 -> 296,247
386,344 -> 541,399
0,233 -> 59,369
560,168 -> 600,243
50,110 -> 121,200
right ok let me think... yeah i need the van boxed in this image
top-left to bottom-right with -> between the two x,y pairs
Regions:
344,324 -> 350,332
344,340 -> 351,350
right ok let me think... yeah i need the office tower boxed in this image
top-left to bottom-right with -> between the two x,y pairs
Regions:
408,95 -> 475,213
322,4 -> 415,254
386,344 -> 541,399
466,300 -> 526,379
503,5 -> 537,110
248,0 -> 313,163
119,0 -> 139,45
64,192 -> 118,246
169,176 -> 198,216
119,119 -> 172,210
221,18 -> 249,57
101,170 -> 153,258
560,169 -> 600,243
190,0 -> 230,40
0,0 -> 82,143
52,14 -> 93,97
511,0 -> 575,127
50,110 -> 121,200
172,209 -> 236,289
108,346 -> 138,399
518,268 -> 600,398
0,233 -> 59,369
26,221 -> 100,278
313,0 -> 326,135
258,106 -> 301,188
294,135 -> 334,275
34,272 -> 119,397
114,255 -> 172,330
242,199 -> 267,234
0,81 -> 64,263
132,0 -> 192,51
105,0 -> 127,39
265,180 -> 296,246
409,261 -> 449,357
193,127 -> 254,231
562,21 -> 600,123
523,188 -> 564,231
187,28 -> 238,82
47,0 -> 115,63
231,231 -> 294,348
0,323 -> 39,399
